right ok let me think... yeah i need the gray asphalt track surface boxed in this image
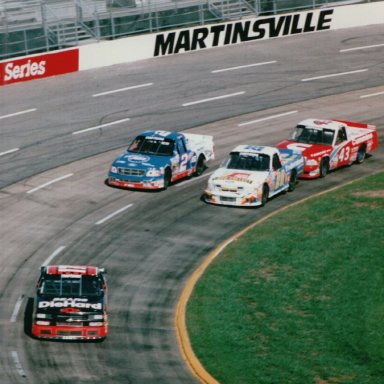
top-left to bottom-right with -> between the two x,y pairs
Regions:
0,24 -> 383,384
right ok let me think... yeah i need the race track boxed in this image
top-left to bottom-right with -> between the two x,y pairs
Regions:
0,24 -> 383,384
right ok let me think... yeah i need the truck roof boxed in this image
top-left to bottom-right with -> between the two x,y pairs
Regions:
44,265 -> 104,276
298,119 -> 345,131
231,145 -> 278,156
140,131 -> 182,140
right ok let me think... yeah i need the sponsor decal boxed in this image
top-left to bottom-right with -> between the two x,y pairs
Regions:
153,130 -> 171,137
352,133 -> 373,145
4,60 -> 46,80
311,150 -> 330,157
0,49 -> 79,86
313,119 -> 332,125
244,145 -> 267,152
154,9 -> 333,56
126,155 -> 151,162
38,297 -> 102,310
215,172 -> 253,184
287,143 -> 312,152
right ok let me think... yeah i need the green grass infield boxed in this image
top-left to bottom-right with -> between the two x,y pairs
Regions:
187,171 -> 384,384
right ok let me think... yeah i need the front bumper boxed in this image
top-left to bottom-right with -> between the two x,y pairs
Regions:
108,176 -> 164,190
204,190 -> 262,207
301,165 -> 320,179
32,324 -> 108,340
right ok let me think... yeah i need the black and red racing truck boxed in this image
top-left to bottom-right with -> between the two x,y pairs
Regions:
31,265 -> 108,340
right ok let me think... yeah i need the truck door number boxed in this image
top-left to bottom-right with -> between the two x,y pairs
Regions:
338,147 -> 350,163
275,170 -> 286,189
180,153 -> 188,171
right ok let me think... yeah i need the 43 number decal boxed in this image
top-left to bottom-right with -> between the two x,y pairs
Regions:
338,147 -> 351,163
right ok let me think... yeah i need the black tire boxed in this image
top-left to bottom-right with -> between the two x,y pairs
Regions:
319,158 -> 329,178
356,145 -> 366,164
261,185 -> 269,207
194,155 -> 206,177
163,169 -> 172,190
288,170 -> 297,192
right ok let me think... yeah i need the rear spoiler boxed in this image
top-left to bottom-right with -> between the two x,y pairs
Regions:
333,119 -> 376,130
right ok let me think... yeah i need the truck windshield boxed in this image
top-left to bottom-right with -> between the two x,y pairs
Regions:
225,152 -> 270,171
292,126 -> 334,145
128,136 -> 175,156
40,275 -> 103,297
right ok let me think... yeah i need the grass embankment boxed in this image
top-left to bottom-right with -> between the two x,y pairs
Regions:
187,172 -> 384,384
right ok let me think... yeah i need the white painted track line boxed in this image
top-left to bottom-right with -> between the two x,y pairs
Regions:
72,118 -> 131,135
42,245 -> 66,267
26,173 -> 74,194
92,83 -> 153,97
95,203 -> 134,225
340,43 -> 384,52
238,110 -> 298,127
302,69 -> 368,82
0,108 -> 36,120
211,61 -> 277,73
0,148 -> 19,157
182,92 -> 245,107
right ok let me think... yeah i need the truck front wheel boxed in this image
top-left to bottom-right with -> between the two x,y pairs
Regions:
163,169 -> 172,190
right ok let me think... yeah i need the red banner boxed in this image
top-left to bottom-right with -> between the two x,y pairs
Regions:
0,49 -> 79,86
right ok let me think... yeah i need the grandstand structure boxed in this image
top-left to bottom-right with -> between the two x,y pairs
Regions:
0,0 -> 374,60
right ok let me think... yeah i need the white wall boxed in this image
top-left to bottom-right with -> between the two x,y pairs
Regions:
79,2 -> 384,71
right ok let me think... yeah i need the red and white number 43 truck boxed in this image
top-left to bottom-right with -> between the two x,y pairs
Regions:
277,118 -> 378,179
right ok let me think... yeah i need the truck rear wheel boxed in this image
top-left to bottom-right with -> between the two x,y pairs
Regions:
261,185 -> 269,207
288,170 -> 297,192
356,145 -> 366,164
194,155 -> 206,176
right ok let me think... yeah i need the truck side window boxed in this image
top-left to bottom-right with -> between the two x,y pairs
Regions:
177,138 -> 187,155
336,127 -> 347,144
272,154 -> 282,170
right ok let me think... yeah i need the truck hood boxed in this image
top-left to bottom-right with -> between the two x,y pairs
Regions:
36,296 -> 105,314
211,168 -> 268,188
278,140 -> 332,158
112,152 -> 169,170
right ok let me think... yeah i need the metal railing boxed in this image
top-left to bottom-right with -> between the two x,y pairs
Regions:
0,0 -> 377,60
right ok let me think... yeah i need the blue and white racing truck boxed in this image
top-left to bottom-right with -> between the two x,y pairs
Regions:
107,130 -> 214,190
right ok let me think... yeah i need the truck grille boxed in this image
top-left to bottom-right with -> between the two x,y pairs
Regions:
57,322 -> 83,327
57,330 -> 83,336
118,168 -> 145,177
220,196 -> 236,202
57,314 -> 88,321
219,187 -> 238,192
